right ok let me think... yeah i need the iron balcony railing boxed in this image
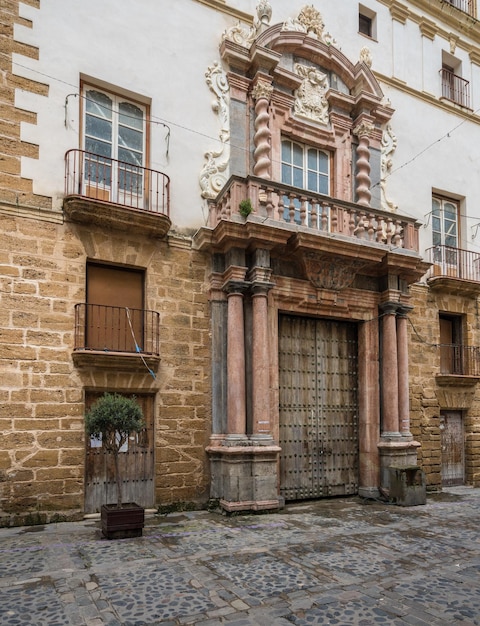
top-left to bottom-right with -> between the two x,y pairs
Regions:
209,176 -> 420,252
439,344 -> 480,376
426,245 -> 480,282
440,68 -> 470,108
443,0 -> 475,16
65,149 -> 170,216
74,303 -> 160,355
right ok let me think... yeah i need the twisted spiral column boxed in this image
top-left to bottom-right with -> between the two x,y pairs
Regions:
251,81 -> 273,179
353,121 -> 374,207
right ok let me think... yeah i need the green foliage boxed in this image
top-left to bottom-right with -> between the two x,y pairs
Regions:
239,198 -> 253,217
85,393 -> 145,456
85,393 -> 145,506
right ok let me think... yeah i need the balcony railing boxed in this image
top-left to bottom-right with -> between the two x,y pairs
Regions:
426,245 -> 480,282
74,303 -> 160,355
209,176 -> 420,252
65,149 -> 170,216
443,0 -> 475,16
439,344 -> 480,376
440,68 -> 470,108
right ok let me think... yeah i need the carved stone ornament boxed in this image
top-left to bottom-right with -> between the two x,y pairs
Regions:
360,46 -> 372,68
294,63 -> 329,125
251,81 -> 274,102
257,0 -> 272,27
353,120 -> 375,139
199,62 -> 230,200
380,122 -> 398,212
222,1 -> 272,48
303,251 -> 367,290
282,5 -> 337,46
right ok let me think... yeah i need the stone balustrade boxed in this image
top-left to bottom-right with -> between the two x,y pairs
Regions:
208,176 -> 420,252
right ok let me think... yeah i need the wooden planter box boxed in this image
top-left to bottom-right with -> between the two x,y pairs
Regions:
101,503 -> 145,539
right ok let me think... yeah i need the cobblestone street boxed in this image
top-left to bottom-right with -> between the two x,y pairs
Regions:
0,487 -> 479,625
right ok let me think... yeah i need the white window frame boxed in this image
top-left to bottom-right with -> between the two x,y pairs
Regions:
432,196 -> 459,269
82,84 -> 147,207
281,138 -> 331,226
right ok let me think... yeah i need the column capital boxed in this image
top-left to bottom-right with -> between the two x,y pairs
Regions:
223,279 -> 251,295
379,301 -> 399,315
397,304 -> 413,318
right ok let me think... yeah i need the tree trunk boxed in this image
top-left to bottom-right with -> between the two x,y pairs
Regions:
113,452 -> 123,506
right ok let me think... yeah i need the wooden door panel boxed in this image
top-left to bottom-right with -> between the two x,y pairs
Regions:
279,315 -> 358,501
441,411 -> 464,486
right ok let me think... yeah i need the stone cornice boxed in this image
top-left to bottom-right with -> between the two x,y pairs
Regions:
192,0 -> 253,23
377,0 -> 480,47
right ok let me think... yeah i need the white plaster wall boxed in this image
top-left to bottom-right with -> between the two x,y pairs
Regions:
13,0 -> 480,251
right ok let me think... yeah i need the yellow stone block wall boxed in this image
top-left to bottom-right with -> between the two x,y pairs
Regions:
409,283 -> 480,489
0,213 -> 212,521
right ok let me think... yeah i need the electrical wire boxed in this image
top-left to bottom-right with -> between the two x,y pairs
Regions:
125,307 -> 157,380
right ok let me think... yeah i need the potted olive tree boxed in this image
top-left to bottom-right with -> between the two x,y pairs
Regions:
85,392 -> 146,539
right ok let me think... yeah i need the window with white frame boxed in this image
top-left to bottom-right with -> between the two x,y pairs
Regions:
432,196 -> 459,266
82,85 -> 147,204
281,139 -> 330,194
281,139 -> 330,225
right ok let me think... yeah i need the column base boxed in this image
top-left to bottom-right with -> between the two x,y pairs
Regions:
377,439 -> 421,492
207,444 -> 282,513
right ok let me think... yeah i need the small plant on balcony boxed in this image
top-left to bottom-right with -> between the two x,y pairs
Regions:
239,198 -> 253,218
85,392 -> 146,538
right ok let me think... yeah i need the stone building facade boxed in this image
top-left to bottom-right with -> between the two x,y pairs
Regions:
1,0 -> 480,524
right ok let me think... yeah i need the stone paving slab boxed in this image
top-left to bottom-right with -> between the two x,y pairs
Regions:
0,487 -> 479,625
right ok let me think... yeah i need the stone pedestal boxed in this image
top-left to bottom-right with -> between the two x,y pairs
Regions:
378,440 -> 421,491
207,445 -> 282,512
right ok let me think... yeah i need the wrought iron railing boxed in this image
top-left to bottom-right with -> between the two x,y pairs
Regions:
426,245 -> 480,282
443,0 -> 475,17
65,149 -> 170,216
208,176 -> 420,252
74,303 -> 160,355
440,67 -> 470,108
439,344 -> 480,376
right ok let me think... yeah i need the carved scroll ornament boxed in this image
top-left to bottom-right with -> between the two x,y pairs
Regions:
199,62 -> 230,200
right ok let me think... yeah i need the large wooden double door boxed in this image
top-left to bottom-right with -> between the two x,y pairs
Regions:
278,315 -> 359,500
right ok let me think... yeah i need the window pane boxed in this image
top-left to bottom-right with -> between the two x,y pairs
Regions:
318,152 -> 329,174
292,143 -> 303,167
85,137 -> 112,158
293,166 -> 303,188
318,173 -> 329,194
282,164 -> 292,185
86,90 -> 112,120
118,126 -> 143,153
432,198 -> 441,216
119,102 -> 143,130
281,140 -> 292,163
86,116 -> 112,143
118,147 -> 143,167
307,149 -> 317,170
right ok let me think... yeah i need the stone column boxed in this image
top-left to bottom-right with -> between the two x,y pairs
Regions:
353,121 -> 374,207
380,302 -> 400,439
251,79 -> 273,179
249,258 -> 275,445
397,306 -> 413,439
225,282 -> 248,444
